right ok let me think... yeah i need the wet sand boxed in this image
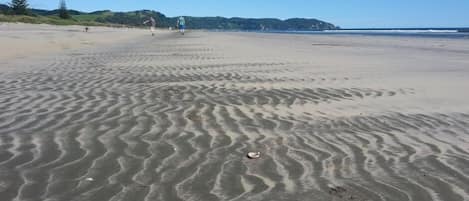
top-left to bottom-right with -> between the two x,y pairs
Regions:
1,25 -> 469,201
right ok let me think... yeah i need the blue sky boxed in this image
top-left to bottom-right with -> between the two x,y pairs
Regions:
2,0 -> 469,28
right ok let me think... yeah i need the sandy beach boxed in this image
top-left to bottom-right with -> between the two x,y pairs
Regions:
0,23 -> 147,69
1,23 -> 469,201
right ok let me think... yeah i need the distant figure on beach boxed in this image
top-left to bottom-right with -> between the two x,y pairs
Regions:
177,16 -> 186,35
143,16 -> 157,36
84,27 -> 89,32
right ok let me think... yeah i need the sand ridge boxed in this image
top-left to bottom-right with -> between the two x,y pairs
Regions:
0,27 -> 469,201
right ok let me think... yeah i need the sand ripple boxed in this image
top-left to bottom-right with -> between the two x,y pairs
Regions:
1,32 -> 468,201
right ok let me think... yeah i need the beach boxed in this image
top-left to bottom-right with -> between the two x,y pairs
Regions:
0,23 -> 145,68
1,23 -> 469,201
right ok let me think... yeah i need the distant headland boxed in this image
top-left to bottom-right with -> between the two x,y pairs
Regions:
0,4 -> 337,30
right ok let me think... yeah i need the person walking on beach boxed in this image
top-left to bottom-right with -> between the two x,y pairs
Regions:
177,16 -> 186,35
143,16 -> 157,36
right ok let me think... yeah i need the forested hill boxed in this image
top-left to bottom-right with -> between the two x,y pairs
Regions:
98,10 -> 337,30
0,4 -> 337,30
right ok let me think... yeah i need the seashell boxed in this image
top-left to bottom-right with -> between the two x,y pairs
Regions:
247,152 -> 261,159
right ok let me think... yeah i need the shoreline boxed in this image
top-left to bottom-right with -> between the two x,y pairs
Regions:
209,29 -> 469,39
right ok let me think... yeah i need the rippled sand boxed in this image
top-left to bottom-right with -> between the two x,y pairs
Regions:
1,27 -> 469,201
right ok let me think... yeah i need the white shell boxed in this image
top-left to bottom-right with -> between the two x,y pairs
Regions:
85,177 -> 94,181
247,152 -> 261,159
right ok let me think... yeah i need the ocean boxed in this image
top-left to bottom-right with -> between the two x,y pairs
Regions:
255,29 -> 469,39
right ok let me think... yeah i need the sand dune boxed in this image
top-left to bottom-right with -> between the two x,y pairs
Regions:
1,26 -> 469,201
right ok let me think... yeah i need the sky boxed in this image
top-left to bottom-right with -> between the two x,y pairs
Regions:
2,0 -> 469,28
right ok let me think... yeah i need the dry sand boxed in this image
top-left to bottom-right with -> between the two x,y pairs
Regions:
1,24 -> 469,201
0,23 -> 148,69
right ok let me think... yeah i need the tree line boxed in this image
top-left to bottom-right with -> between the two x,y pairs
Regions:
3,0 -> 71,19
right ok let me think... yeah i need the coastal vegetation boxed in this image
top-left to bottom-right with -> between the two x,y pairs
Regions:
9,0 -> 29,15
0,2 -> 337,30
58,0 -> 70,19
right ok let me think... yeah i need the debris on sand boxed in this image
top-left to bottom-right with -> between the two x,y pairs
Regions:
328,185 -> 347,195
247,152 -> 261,159
187,112 -> 202,122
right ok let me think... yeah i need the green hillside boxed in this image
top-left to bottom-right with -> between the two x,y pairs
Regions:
0,4 -> 338,30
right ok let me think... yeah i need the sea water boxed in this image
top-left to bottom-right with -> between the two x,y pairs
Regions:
258,29 -> 469,39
